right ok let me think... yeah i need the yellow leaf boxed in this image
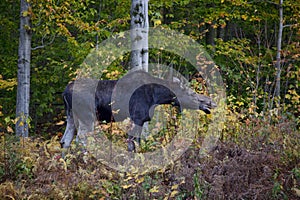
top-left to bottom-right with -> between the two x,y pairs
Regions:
24,25 -> 31,30
171,184 -> 179,190
43,142 -> 50,158
170,190 -> 179,197
4,195 -> 15,200
124,175 -> 134,182
149,186 -> 159,193
22,11 -> 29,17
135,177 -> 144,183
56,121 -> 65,125
292,188 -> 300,197
23,156 -> 33,163
59,158 -> 67,171
122,184 -> 132,189
19,121 -> 24,127
241,15 -> 248,20
6,126 -> 13,133
154,19 -> 161,27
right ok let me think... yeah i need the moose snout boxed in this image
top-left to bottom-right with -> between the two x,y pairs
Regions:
198,96 -> 217,114
200,105 -> 211,114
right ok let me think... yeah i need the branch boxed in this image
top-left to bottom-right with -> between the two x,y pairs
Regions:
264,0 -> 279,6
283,24 -> 294,29
31,34 -> 56,51
31,45 -> 45,51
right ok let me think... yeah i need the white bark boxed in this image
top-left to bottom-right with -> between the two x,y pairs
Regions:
130,0 -> 149,137
130,0 -> 149,72
273,0 -> 283,107
16,0 -> 32,137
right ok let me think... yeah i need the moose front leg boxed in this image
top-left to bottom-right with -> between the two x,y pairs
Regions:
127,123 -> 143,152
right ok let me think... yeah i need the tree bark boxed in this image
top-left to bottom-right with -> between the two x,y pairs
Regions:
16,0 -> 32,137
273,0 -> 283,107
130,0 -> 149,72
217,25 -> 225,40
130,0 -> 149,137
206,23 -> 216,46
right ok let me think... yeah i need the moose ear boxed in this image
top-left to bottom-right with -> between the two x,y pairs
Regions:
172,77 -> 180,83
173,77 -> 186,90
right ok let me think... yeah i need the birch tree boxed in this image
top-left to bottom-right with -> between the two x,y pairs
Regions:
130,0 -> 149,72
16,0 -> 32,137
273,0 -> 283,108
130,0 -> 149,137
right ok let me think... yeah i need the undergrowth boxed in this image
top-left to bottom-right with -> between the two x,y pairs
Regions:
0,113 -> 299,199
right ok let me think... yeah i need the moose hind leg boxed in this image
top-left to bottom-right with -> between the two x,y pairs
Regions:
60,114 -> 76,155
76,122 -> 94,148
127,123 -> 143,152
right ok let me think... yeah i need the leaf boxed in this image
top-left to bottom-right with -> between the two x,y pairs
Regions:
43,142 -> 51,158
171,184 -> 179,190
170,190 -> 179,197
22,11 -> 29,17
241,15 -> 248,20
149,186 -> 159,193
6,126 -> 13,133
23,156 -> 33,164
19,121 -> 24,127
292,188 -> 300,197
56,121 -> 65,125
59,158 -> 67,172
154,19 -> 161,27
4,195 -> 15,200
4,116 -> 10,123
24,25 -> 31,30
124,175 -> 134,181
122,184 -> 133,189
135,177 -> 144,183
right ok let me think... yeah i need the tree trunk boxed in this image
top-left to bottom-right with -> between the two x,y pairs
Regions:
16,0 -> 32,137
205,23 -> 216,46
130,0 -> 149,137
130,0 -> 149,72
217,25 -> 225,40
273,0 -> 283,107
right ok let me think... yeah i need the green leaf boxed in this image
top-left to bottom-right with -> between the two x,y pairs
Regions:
22,11 -> 29,17
4,116 -> 10,124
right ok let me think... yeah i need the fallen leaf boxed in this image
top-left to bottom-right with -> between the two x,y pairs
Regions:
292,188 -> 300,197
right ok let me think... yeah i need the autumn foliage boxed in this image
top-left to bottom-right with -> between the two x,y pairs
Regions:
0,0 -> 300,199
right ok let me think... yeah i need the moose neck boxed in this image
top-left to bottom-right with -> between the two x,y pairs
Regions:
152,84 -> 178,106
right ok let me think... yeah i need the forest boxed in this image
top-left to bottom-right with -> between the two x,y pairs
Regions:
0,0 -> 299,199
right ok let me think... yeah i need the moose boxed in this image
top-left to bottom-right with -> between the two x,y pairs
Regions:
60,70 -> 216,152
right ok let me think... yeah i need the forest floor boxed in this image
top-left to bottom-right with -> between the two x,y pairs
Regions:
0,119 -> 300,199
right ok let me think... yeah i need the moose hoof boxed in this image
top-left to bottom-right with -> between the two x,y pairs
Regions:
127,141 -> 136,152
60,141 -> 65,148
